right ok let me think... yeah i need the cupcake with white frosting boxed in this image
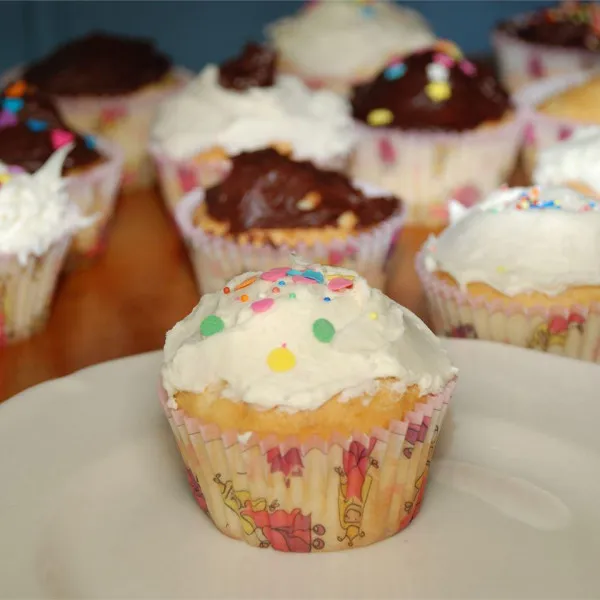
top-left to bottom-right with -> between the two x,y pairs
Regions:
0,145 -> 91,343
150,43 -> 356,214
417,185 -> 600,362
160,262 -> 457,552
266,0 -> 435,95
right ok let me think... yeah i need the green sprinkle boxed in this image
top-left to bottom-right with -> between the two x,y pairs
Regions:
312,318 -> 335,343
289,293 -> 296,299
200,315 -> 224,337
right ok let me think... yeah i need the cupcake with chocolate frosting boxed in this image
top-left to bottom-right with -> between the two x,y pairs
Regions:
0,80 -> 123,263
350,40 -> 522,225
150,43 -> 356,214
14,32 -> 188,190
493,2 -> 600,93
175,148 -> 405,293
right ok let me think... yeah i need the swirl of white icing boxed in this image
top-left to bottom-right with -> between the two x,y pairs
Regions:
0,145 -> 91,264
151,65 -> 356,163
162,264 -> 456,411
266,0 -> 435,79
423,186 -> 600,296
533,126 -> 600,194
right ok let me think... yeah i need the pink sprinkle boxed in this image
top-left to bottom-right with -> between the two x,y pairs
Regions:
260,267 -> 289,282
328,277 -> 354,292
51,129 -> 74,150
250,298 -> 275,313
460,60 -> 477,76
433,53 -> 454,68
378,137 -> 396,165
292,275 -> 318,285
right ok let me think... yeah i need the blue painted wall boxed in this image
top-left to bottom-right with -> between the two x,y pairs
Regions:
3,1 -> 546,72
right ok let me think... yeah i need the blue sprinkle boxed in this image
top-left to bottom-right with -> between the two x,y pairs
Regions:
278,280 -> 286,286
361,5 -> 375,17
26,118 -> 47,132
323,297 -> 331,302
302,269 -> 325,284
2,97 -> 23,114
83,134 -> 96,150
384,63 -> 407,81
286,269 -> 303,276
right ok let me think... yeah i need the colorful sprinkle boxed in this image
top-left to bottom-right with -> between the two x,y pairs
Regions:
2,97 -> 23,114
312,318 -> 335,343
50,128 -> 75,150
267,346 -> 296,372
323,297 -> 332,302
292,275 -> 318,285
328,277 -> 353,292
302,269 -> 325,284
432,53 -> 454,69
84,134 -> 97,150
251,298 -> 274,313
240,294 -> 249,302
289,293 -> 297,299
5,80 -> 26,97
427,62 -> 450,82
272,286 -> 280,293
286,268 -> 304,276
235,276 -> 257,291
369,312 -> 378,320
0,173 -> 11,185
384,62 -> 406,81
26,118 -> 47,132
260,267 -> 289,282
496,266 -> 507,273
367,108 -> 393,127
200,315 -> 224,337
0,110 -> 17,128
223,286 -> 231,294
460,60 -> 477,76
425,81 -> 451,103
278,280 -> 286,286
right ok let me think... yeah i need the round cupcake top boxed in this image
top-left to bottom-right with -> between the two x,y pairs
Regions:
162,263 -> 456,410
0,81 -> 102,174
351,40 -> 512,132
536,74 -> 600,122
534,126 -> 600,194
23,32 -> 172,97
266,0 -> 434,79
201,148 -> 400,236
498,3 -> 600,51
423,185 -> 600,296
0,145 -> 91,263
151,43 -> 356,164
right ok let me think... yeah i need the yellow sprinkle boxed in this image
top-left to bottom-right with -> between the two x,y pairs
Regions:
369,312 -> 378,320
0,173 -> 11,184
496,266 -> 507,273
267,347 -> 296,373
326,274 -> 356,281
367,108 -> 393,127
425,81 -> 451,103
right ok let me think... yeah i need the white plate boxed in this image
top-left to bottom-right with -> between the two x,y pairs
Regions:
1,340 -> 599,599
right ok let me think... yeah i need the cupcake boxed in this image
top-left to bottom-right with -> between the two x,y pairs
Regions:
0,81 -> 123,264
493,2 -> 600,94
175,148 -> 405,293
266,0 -> 435,95
350,40 -> 522,226
160,262 -> 457,552
533,125 -> 600,196
18,32 -> 187,190
417,185 -> 600,362
0,146 -> 90,343
150,43 -> 356,214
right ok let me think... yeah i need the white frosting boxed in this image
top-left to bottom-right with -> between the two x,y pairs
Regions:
0,146 -> 91,264
423,186 -> 600,296
151,65 -> 356,163
533,126 -> 600,194
266,0 -> 435,79
162,264 -> 456,412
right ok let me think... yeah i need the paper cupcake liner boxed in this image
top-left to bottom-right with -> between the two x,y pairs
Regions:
416,252 -> 600,363
0,237 -> 70,344
159,379 -> 454,552
63,138 -> 124,267
150,144 -> 350,216
174,185 -> 406,294
492,28 -> 600,94
350,117 -> 524,227
513,70 -> 599,178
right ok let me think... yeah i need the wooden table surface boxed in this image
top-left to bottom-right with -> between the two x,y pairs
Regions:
0,188 -> 435,403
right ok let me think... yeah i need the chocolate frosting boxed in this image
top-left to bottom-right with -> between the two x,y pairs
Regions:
23,32 -> 172,96
351,47 -> 511,132
218,43 -> 276,91
0,84 -> 102,174
205,149 -> 400,234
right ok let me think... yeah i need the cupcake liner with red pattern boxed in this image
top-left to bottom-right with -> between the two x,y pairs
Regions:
349,117 -> 524,227
492,26 -> 600,94
416,251 -> 600,363
159,378 -> 454,552
174,185 -> 406,294
64,138 -> 124,266
0,237 -> 70,344
513,70 -> 599,178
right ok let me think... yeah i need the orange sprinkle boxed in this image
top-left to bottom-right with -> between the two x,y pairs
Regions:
223,286 -> 231,294
235,276 -> 257,291
272,286 -> 280,293
240,294 -> 249,302
5,80 -> 27,98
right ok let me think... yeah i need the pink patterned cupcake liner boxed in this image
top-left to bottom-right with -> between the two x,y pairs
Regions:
174,185 -> 406,294
159,379 -> 455,552
416,251 -> 600,363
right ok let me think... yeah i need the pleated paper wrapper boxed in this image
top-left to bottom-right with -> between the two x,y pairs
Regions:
492,26 -> 600,94
0,237 -> 70,345
159,379 -> 454,553
173,185 -> 406,294
416,251 -> 600,363
349,117 -> 523,227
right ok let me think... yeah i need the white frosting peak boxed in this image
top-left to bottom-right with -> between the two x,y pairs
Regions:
534,126 -> 600,194
162,264 -> 456,411
424,186 -> 600,296
267,0 -> 435,79
151,66 -> 356,163
0,146 -> 91,264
